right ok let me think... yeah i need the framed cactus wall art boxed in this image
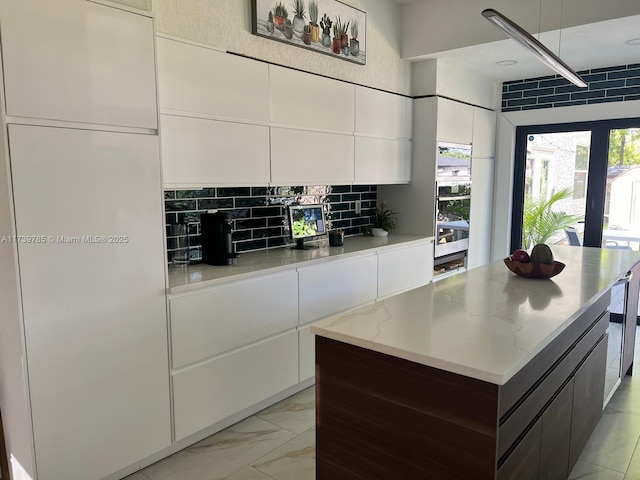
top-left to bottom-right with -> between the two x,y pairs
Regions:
251,0 -> 366,65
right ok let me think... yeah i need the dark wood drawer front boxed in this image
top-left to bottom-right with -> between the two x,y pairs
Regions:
498,310 -> 608,459
499,291 -> 610,417
496,419 -> 541,480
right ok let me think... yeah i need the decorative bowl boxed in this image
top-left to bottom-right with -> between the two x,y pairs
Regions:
503,258 -> 565,279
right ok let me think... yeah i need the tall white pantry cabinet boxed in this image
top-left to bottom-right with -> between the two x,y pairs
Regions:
0,1 -> 170,480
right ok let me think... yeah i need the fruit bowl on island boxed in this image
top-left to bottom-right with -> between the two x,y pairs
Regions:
504,243 -> 565,279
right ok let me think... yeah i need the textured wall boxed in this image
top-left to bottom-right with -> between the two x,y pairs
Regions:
151,0 -> 411,95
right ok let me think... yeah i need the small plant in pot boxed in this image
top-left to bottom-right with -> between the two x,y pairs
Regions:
320,13 -> 332,47
284,18 -> 293,39
273,2 -> 288,31
372,202 -> 397,237
291,0 -> 306,39
308,0 -> 319,42
267,10 -> 275,33
303,24 -> 311,44
349,20 -> 359,56
332,17 -> 348,54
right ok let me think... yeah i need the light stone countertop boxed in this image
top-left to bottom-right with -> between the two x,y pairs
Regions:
311,245 -> 640,385
167,234 -> 432,294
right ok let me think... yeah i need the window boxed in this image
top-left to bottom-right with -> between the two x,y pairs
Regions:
573,145 -> 589,199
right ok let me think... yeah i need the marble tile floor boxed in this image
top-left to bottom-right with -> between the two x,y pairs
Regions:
125,327 -> 640,480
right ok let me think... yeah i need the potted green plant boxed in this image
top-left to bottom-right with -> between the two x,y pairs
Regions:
291,0 -> 306,39
308,0 -> 319,42
332,17 -> 346,54
337,15 -> 350,51
267,10 -> 274,33
522,188 -> 582,250
320,13 -> 332,47
303,24 -> 311,45
284,18 -> 293,39
372,202 -> 397,237
273,2 -> 288,31
349,20 -> 359,56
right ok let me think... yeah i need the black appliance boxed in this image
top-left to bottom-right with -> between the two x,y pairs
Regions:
201,211 -> 237,265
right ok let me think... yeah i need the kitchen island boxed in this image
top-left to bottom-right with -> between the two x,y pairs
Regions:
311,246 -> 640,479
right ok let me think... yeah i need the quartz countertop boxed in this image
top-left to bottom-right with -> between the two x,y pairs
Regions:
167,234 -> 432,294
311,246 -> 640,385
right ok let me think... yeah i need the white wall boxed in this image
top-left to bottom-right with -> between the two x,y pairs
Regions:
492,99 -> 640,261
144,0 -> 411,95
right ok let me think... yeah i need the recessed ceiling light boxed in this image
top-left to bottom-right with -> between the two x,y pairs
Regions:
625,38 -> 640,46
496,60 -> 518,66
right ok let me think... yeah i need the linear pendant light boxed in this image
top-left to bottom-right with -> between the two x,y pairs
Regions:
482,8 -> 587,88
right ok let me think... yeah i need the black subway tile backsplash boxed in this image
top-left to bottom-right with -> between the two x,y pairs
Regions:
502,63 -> 640,112
165,184 -> 378,261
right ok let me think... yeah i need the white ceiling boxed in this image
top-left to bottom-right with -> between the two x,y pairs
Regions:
392,0 -> 640,83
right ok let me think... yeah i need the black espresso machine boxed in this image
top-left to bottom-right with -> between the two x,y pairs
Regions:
201,211 -> 237,265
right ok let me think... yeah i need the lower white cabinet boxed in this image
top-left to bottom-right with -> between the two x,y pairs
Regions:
298,325 -> 315,382
270,127 -> 354,185
172,330 -> 299,440
170,270 -> 298,368
354,136 -> 411,184
160,114 -> 270,187
298,254 -> 378,325
378,241 -> 434,298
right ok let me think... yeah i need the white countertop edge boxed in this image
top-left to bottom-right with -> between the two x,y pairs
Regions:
167,235 -> 433,295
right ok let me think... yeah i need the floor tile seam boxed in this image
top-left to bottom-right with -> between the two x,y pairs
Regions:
623,436 -> 640,476
578,458 -> 628,476
249,465 -> 279,480
254,414 -> 308,436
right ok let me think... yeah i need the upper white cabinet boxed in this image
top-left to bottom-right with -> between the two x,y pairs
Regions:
437,98 -> 473,144
354,136 -> 411,184
472,107 -> 497,158
269,65 -> 354,132
467,156 -> 494,269
156,36 -> 270,122
160,114 -> 270,187
355,87 -> 413,139
270,127 -> 354,185
0,0 -> 158,129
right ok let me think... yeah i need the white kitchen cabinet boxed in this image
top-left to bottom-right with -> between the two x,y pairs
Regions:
473,107 -> 497,158
355,87 -> 413,139
160,114 -> 270,187
298,325 -> 315,382
437,98 -> 473,144
0,0 -> 157,129
298,254 -> 377,325
172,330 -> 299,440
467,157 -> 494,269
9,125 -> 170,480
354,136 -> 411,184
378,241 -> 434,298
170,271 -> 298,369
270,127 -> 354,185
269,65 -> 355,133
156,36 -> 270,122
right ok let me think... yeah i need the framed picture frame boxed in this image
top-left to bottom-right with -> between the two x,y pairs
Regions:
251,0 -> 366,65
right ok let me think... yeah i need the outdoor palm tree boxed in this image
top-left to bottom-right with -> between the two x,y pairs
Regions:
522,188 -> 583,250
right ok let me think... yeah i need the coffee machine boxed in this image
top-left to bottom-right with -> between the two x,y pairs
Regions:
201,211 -> 237,265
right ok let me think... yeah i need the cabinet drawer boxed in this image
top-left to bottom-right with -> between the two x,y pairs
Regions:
354,137 -> 412,184
170,270 -> 298,368
298,255 -> 377,325
172,330 -> 299,440
378,242 -> 433,298
160,114 -> 270,187
298,325 -> 315,382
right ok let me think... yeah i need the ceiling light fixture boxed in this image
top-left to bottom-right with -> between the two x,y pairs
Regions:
625,38 -> 640,46
496,60 -> 518,66
482,8 -> 587,88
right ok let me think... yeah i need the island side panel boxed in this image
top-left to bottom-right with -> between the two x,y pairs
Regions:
315,336 -> 500,480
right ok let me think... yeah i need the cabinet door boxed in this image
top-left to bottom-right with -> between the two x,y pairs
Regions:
497,419 -> 541,480
437,98 -> 473,144
270,127 -> 354,185
299,325 -> 315,382
170,271 -> 298,368
172,330 -> 298,440
0,0 -> 157,128
354,136 -> 411,184
467,157 -> 494,270
378,242 -> 433,298
539,379 -> 573,480
160,114 -> 270,186
355,87 -> 413,139
298,255 -> 377,325
269,65 -> 355,132
10,125 -> 170,480
156,37 -> 270,122
472,107 -> 497,158
569,334 -> 607,470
